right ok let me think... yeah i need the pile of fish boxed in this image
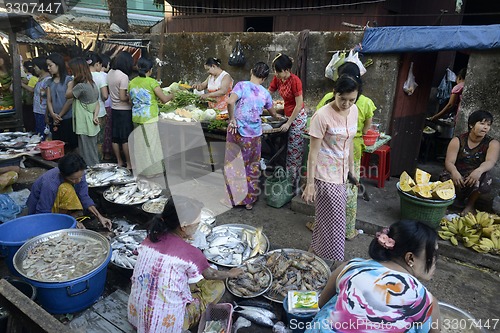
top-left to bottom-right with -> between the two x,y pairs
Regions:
86,166 -> 134,187
103,179 -> 163,205
21,233 -> 107,282
226,261 -> 272,298
0,132 -> 41,158
251,249 -> 330,303
110,230 -> 147,269
202,225 -> 268,267
142,197 -> 169,214
233,300 -> 277,328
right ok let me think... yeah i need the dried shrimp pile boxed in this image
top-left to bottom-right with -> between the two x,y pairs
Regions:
252,249 -> 330,302
22,234 -> 107,282
226,262 -> 272,298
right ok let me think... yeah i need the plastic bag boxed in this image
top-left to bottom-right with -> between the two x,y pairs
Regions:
446,68 -> 457,82
228,40 -> 246,67
0,194 -> 21,223
264,167 -> 294,208
325,51 -> 345,81
345,50 -> 367,76
7,189 -> 30,209
403,62 -> 418,95
436,73 -> 452,105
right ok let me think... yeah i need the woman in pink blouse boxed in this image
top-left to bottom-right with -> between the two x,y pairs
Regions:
302,75 -> 359,264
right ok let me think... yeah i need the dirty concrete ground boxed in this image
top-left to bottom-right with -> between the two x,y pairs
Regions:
2,160 -> 500,333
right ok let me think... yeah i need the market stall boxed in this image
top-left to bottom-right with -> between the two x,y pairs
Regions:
0,14 -> 45,131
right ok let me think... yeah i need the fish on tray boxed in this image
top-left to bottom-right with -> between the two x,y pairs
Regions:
251,249 -> 330,302
104,180 -> 162,205
233,301 -> 277,327
227,262 -> 272,297
110,230 -> 147,269
203,226 -> 267,266
86,167 -> 132,187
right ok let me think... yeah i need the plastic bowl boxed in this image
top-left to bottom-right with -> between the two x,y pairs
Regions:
0,213 -> 77,276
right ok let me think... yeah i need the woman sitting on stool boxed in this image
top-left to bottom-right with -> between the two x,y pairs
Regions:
441,110 -> 499,215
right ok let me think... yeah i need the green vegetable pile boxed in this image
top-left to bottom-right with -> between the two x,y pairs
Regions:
171,91 -> 208,109
207,119 -> 228,132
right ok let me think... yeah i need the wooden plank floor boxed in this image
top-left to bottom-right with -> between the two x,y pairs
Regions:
69,289 -> 134,333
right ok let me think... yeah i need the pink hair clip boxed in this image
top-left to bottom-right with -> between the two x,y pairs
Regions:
376,228 -> 395,250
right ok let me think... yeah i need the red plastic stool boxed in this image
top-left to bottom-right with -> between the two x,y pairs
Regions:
360,145 -> 391,188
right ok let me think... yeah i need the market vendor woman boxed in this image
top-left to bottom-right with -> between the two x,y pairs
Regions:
128,195 -> 243,333
27,153 -> 112,230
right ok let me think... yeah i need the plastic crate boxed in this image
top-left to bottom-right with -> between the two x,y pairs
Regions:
197,303 -> 233,333
38,140 -> 65,160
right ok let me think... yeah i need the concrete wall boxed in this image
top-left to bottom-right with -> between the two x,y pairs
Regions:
147,31 -> 399,131
456,51 -> 500,202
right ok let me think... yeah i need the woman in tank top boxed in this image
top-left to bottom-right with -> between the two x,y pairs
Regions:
192,57 -> 233,111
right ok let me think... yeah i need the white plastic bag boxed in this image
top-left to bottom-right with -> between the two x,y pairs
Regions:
446,68 -> 457,82
345,50 -> 367,76
403,62 -> 418,95
325,51 -> 345,81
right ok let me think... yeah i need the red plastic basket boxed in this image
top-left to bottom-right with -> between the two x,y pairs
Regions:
197,303 -> 233,333
363,130 -> 379,146
38,140 -> 65,160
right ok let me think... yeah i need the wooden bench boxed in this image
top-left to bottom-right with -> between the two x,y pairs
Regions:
0,279 -> 70,333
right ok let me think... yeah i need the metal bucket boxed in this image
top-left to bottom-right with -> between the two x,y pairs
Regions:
12,229 -> 111,314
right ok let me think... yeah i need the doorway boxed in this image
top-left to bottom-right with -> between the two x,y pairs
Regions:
244,17 -> 273,32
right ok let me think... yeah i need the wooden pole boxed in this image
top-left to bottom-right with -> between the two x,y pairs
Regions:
156,0 -> 169,81
9,31 -> 23,130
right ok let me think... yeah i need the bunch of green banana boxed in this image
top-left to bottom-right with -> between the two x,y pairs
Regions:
472,230 -> 500,255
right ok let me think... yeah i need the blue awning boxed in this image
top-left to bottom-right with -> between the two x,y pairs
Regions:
360,25 -> 500,53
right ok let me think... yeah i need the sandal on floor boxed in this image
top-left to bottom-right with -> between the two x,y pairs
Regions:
306,220 -> 315,231
245,203 -> 254,210
346,229 -> 359,241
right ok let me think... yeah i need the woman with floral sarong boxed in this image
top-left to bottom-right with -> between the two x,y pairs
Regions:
223,62 -> 281,210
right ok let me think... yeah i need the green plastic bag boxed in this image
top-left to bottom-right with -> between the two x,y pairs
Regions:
264,167 -> 294,208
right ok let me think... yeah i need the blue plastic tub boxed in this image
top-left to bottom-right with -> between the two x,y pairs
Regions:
26,247 -> 112,314
283,296 -> 317,333
0,214 -> 77,275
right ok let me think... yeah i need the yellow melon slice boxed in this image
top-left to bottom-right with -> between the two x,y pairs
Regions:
412,184 -> 433,199
429,181 -> 442,191
432,179 -> 455,200
415,168 -> 431,185
399,171 -> 416,192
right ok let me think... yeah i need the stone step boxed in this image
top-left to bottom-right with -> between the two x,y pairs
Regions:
290,194 -> 315,217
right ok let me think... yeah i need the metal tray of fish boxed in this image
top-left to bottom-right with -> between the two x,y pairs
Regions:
13,229 -> 110,283
90,163 -> 121,170
226,261 -> 273,298
248,248 -> 331,303
103,180 -> 163,205
203,224 -> 269,268
86,167 -> 133,187
110,230 -> 147,270
142,197 -> 169,214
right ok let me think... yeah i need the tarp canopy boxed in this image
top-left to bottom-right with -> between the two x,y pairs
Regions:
360,25 -> 500,53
